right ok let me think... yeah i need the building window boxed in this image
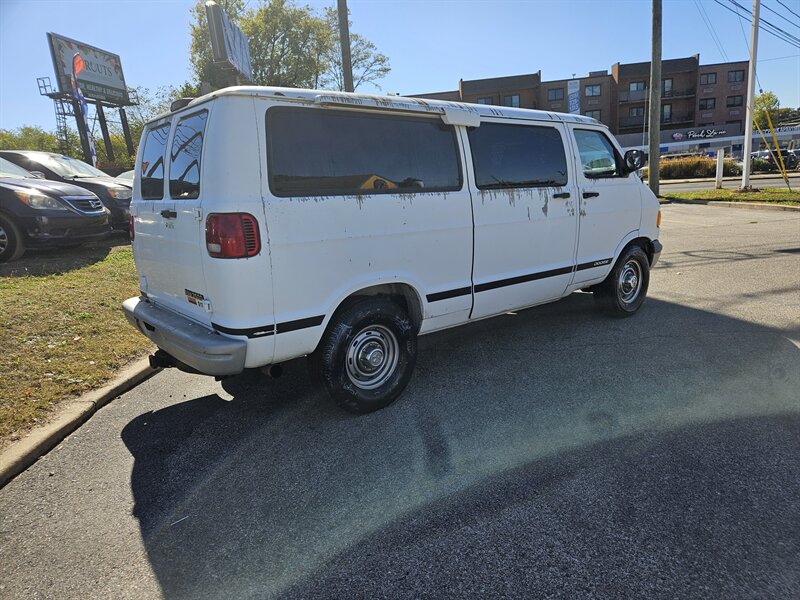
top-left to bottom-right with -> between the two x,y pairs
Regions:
477,97 -> 493,105
727,95 -> 743,107
630,81 -> 646,92
467,123 -> 568,189
728,70 -> 745,82
547,88 -> 564,101
629,106 -> 645,117
700,72 -> 717,85
585,84 -> 601,97
503,94 -> 520,108
266,107 -> 462,197
662,78 -> 673,95
699,98 -> 716,110
584,110 -> 601,120
661,103 -> 672,121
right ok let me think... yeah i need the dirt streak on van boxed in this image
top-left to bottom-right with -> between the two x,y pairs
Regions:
123,86 -> 660,414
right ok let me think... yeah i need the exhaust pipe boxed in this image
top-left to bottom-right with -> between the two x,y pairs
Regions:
261,364 -> 283,378
149,350 -> 176,370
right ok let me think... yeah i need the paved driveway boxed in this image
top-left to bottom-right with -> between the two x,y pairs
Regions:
1,204 -> 798,599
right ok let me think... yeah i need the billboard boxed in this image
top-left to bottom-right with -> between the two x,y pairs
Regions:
567,79 -> 580,114
47,32 -> 129,105
206,1 -> 253,83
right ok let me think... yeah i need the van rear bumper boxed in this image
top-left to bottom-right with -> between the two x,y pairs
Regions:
122,296 -> 247,377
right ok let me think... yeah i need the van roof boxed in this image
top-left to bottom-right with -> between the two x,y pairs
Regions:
168,86 -> 601,127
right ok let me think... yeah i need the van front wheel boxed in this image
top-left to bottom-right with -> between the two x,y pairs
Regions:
594,245 -> 650,316
310,297 -> 417,414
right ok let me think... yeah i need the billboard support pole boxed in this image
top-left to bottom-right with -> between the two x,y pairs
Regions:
95,103 -> 115,163
71,99 -> 92,164
119,108 -> 134,157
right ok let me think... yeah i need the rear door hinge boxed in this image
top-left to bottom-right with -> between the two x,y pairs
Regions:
194,207 -> 203,221
201,299 -> 213,313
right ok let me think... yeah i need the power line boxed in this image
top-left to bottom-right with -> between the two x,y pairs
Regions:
775,0 -> 800,20
727,0 -> 800,46
694,0 -> 730,61
762,0 -> 800,30
711,0 -> 800,48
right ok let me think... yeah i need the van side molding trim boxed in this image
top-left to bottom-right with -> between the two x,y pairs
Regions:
213,315 -> 325,338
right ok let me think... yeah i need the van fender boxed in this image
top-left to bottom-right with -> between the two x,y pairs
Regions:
299,272 -> 428,351
611,229 -> 644,267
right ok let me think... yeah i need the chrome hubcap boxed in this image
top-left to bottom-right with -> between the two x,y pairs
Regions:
346,325 -> 399,389
618,259 -> 642,303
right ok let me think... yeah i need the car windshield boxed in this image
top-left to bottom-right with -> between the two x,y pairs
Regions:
33,153 -> 109,178
0,156 -> 36,178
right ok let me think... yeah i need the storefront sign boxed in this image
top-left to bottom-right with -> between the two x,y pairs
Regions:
672,128 -> 727,141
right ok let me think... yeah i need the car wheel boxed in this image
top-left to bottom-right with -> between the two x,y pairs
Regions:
594,245 -> 650,317
0,213 -> 25,263
309,297 -> 417,414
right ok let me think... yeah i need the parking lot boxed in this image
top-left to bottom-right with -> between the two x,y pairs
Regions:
0,203 -> 798,599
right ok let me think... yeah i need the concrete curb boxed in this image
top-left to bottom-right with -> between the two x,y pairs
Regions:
659,173 -> 799,185
665,199 -> 800,212
0,358 -> 158,489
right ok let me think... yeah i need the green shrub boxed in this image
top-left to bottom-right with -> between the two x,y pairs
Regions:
643,156 -> 742,179
751,158 -> 773,173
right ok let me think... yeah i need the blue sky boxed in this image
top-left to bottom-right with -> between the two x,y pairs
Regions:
1,0 -> 798,131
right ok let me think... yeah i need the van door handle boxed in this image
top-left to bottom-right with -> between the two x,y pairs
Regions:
583,192 -> 600,199
160,209 -> 177,219
553,192 -> 570,199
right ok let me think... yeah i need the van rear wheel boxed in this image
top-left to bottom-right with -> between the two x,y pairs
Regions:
593,245 -> 650,317
309,297 -> 417,414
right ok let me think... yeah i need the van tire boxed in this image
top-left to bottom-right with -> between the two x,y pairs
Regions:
0,214 -> 25,263
593,245 -> 650,317
309,297 -> 417,414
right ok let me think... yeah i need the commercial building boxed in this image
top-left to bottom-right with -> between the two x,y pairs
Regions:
408,54 -> 800,156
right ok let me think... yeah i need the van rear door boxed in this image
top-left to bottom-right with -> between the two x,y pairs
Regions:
132,109 -> 211,324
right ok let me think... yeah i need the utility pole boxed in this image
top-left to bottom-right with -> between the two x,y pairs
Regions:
337,0 -> 354,93
648,0 -> 662,197
741,0 -> 760,189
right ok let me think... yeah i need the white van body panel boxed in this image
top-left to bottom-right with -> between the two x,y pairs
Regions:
127,87 -> 661,375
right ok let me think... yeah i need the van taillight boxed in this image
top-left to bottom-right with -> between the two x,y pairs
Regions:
129,215 -> 135,240
205,213 -> 261,258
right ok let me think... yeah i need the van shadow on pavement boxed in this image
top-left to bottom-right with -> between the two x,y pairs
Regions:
121,294 -> 800,599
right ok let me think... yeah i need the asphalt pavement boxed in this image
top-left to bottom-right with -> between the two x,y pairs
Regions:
1,204 -> 799,599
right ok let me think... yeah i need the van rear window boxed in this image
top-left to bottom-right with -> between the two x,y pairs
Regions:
140,123 -> 170,200
170,110 -> 208,199
468,123 -> 568,189
266,107 -> 462,197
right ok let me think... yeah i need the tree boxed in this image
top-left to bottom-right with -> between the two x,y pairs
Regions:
321,7 -> 390,91
187,0 -> 390,91
754,91 -> 780,130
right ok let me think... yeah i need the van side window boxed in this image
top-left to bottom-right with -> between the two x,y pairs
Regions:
467,123 -> 568,189
574,129 -> 622,178
266,107 -> 462,197
140,124 -> 170,200
170,110 -> 208,199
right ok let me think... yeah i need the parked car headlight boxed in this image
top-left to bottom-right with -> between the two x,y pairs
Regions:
108,187 -> 132,200
14,190 -> 68,211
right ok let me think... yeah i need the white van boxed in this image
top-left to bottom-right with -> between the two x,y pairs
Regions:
123,87 -> 662,413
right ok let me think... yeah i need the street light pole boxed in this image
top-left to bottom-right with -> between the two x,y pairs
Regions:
741,0 -> 760,189
648,0 -> 662,198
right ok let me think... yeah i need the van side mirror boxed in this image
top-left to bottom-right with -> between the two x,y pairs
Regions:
623,149 -> 647,174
